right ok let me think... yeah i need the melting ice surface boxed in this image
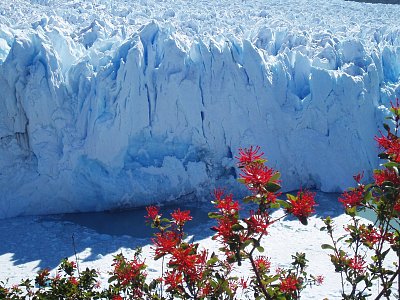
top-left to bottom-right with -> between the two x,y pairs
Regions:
1,0 -> 400,218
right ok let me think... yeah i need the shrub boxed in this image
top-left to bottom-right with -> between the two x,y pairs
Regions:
321,100 -> 400,299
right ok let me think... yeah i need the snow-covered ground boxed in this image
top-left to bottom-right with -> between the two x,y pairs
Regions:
1,0 -> 400,218
2,192 -> 398,299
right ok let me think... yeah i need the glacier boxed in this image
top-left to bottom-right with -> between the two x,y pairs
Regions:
0,0 -> 400,218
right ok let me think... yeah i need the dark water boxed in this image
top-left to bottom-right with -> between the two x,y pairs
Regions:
54,201 -> 213,238
44,192 -> 345,238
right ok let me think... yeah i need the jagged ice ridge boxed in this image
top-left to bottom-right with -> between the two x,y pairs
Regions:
0,0 -> 400,218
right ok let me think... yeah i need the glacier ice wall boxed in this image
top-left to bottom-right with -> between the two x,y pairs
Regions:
1,1 -> 400,218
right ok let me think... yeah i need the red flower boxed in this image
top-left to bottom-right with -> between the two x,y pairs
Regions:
254,256 -> 271,273
353,171 -> 364,184
36,269 -> 50,287
287,190 -> 316,219
152,231 -> 181,257
245,211 -> 270,235
375,134 -> 400,162
348,255 -> 366,273
264,191 -> 279,204
112,295 -> 123,300
339,187 -> 364,208
279,275 -> 299,294
112,257 -> 146,287
394,200 -> 400,213
199,284 -> 213,297
145,206 -> 160,220
214,192 -> 239,216
315,275 -> 324,285
359,224 -> 381,246
171,208 -> 192,226
240,164 -> 277,190
239,277 -> 248,289
236,146 -> 264,166
69,277 -> 79,286
212,216 -> 239,243
169,247 -> 207,282
374,169 -> 400,186
164,270 -> 183,290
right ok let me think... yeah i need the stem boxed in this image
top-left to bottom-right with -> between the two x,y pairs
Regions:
72,234 -> 81,277
248,254 -> 271,300
327,223 -> 345,294
374,267 -> 400,300
398,250 -> 400,300
349,217 -> 361,299
375,219 -> 391,300
270,213 -> 289,225
160,255 -> 165,299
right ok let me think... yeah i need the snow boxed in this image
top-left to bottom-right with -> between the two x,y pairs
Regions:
0,0 -> 399,219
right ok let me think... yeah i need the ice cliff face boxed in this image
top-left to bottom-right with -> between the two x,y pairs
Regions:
0,0 -> 400,218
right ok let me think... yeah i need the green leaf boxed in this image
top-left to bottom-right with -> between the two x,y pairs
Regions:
286,193 -> 296,201
208,212 -> 221,219
321,244 -> 335,251
355,275 -> 366,284
299,216 -> 308,225
257,246 -> 265,253
270,202 -> 280,209
107,276 -> 117,283
346,206 -> 357,217
265,182 -> 281,193
243,196 -> 255,203
270,172 -> 281,182
276,199 -> 290,209
383,161 -> 399,168
364,190 -> 372,202
231,224 -> 244,231
237,178 -> 246,184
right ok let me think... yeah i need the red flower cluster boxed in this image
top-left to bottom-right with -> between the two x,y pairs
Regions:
240,164 -> 277,189
236,145 -> 264,166
287,190 -> 316,219
359,224 -> 382,246
245,211 -> 270,235
171,208 -> 192,226
164,270 -> 183,291
279,275 -> 299,294
112,257 -> 146,288
152,231 -> 181,258
214,190 -> 239,215
375,133 -> 400,162
348,256 -> 366,273
315,275 -> 324,285
374,169 -> 400,186
254,256 -> 271,273
394,200 -> 400,213
339,187 -> 364,208
145,206 -> 160,220
69,277 -> 79,286
169,247 -> 207,282
236,146 -> 280,193
212,190 -> 243,244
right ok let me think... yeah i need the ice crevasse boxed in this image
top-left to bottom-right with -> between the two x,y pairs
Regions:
0,16 -> 400,218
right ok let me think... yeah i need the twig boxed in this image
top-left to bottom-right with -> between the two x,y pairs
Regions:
72,234 -> 81,277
